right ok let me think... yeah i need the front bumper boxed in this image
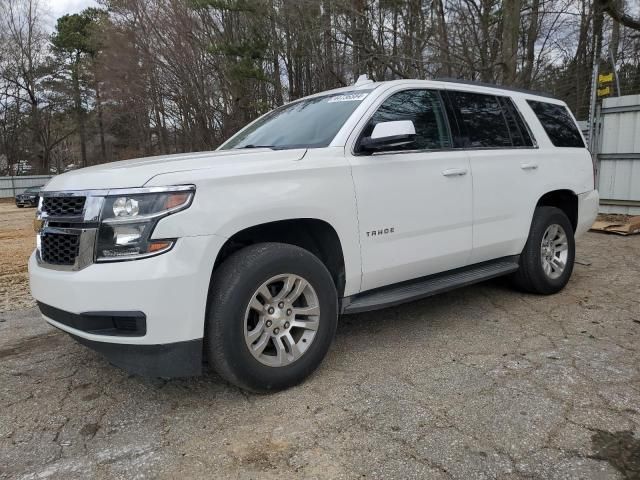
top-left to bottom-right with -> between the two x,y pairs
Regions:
72,333 -> 203,377
29,234 -> 227,376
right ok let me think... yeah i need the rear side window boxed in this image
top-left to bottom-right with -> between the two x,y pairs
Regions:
449,92 -> 512,148
360,89 -> 452,151
527,100 -> 585,148
498,97 -> 534,147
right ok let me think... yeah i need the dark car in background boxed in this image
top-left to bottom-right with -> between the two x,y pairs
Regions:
15,186 -> 43,208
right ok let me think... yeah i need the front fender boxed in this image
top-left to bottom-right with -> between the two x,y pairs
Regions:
143,159 -> 362,296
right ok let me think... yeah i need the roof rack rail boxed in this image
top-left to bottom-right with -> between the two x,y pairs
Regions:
434,78 -> 557,99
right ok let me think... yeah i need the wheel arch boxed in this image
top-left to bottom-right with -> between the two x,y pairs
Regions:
213,218 -> 347,298
536,189 -> 578,232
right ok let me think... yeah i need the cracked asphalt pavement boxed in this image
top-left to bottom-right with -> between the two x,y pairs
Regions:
1,232 -> 639,479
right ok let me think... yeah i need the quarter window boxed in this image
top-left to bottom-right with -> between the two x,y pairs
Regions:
359,89 -> 452,152
450,92 -> 512,148
527,100 -> 585,148
498,97 -> 534,147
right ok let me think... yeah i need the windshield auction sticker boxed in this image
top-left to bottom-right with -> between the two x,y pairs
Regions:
327,93 -> 369,103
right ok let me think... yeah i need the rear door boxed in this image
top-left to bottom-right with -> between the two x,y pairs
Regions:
347,88 -> 473,291
446,90 -> 539,263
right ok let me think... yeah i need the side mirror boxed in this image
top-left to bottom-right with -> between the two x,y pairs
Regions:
359,120 -> 416,153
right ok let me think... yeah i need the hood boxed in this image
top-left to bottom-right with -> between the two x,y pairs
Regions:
44,148 -> 307,191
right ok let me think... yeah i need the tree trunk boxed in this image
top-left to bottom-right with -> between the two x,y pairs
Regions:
434,0 -> 452,77
72,59 -> 88,168
521,0 -> 540,87
610,6 -> 620,59
322,0 -> 334,88
351,0 -> 366,79
270,1 -> 284,105
479,0 -> 492,82
501,0 -> 521,85
95,82 -> 107,163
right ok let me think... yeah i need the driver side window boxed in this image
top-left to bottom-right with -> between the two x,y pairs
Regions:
360,89 -> 452,152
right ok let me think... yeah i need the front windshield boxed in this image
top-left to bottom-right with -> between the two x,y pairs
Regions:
220,90 -> 372,150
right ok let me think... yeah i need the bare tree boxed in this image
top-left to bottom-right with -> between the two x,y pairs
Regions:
599,0 -> 640,30
1,0 -> 640,174
0,0 -> 50,171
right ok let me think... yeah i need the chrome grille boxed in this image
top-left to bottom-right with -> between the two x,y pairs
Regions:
41,233 -> 81,266
36,192 -> 103,271
42,196 -> 86,217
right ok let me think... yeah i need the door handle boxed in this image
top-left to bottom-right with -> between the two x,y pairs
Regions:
441,168 -> 468,177
521,163 -> 538,170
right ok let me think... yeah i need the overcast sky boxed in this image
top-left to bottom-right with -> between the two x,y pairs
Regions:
45,0 -> 99,30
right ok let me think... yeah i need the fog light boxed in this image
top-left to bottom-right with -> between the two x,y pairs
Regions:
113,224 -> 145,246
113,197 -> 139,217
115,232 -> 142,246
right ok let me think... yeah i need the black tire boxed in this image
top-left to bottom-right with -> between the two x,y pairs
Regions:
206,242 -> 338,393
512,206 -> 575,295
16,204 -> 24,208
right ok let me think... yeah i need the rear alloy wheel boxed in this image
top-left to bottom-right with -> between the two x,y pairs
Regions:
540,223 -> 569,279
512,206 -> 575,294
206,243 -> 338,392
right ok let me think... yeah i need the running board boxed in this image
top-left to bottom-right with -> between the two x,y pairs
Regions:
341,256 -> 520,314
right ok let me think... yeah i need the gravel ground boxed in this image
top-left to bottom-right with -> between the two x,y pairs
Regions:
0,214 -> 639,479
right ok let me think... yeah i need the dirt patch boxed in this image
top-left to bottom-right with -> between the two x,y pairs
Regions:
0,332 -> 62,359
591,430 -> 640,479
0,203 -> 37,312
229,439 -> 292,470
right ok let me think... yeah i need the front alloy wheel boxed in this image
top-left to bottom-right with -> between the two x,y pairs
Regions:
206,243 -> 338,392
245,274 -> 320,367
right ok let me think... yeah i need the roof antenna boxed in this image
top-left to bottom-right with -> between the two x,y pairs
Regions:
354,74 -> 373,86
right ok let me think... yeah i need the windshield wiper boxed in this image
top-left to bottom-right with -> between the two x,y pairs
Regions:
237,144 -> 276,149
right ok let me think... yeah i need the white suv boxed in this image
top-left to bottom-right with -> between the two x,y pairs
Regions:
29,79 -> 599,391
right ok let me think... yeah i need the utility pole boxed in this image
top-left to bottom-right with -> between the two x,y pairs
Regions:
588,35 -> 599,153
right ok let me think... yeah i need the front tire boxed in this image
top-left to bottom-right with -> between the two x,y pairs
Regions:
206,243 -> 338,392
512,206 -> 575,295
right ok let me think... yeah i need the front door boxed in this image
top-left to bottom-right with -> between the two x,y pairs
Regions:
347,89 -> 473,292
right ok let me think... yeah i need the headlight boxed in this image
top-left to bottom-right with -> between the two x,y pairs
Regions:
96,186 -> 194,261
113,197 -> 139,217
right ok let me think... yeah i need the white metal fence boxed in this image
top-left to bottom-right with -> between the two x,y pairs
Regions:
596,94 -> 640,215
0,175 -> 53,199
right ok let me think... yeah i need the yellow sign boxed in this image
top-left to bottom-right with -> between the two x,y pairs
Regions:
598,73 -> 613,84
597,86 -> 611,97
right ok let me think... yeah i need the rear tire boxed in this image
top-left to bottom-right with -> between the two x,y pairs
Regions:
206,242 -> 338,392
512,206 -> 575,295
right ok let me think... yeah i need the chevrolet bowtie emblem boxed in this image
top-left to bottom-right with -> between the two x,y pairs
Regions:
33,218 -> 44,232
